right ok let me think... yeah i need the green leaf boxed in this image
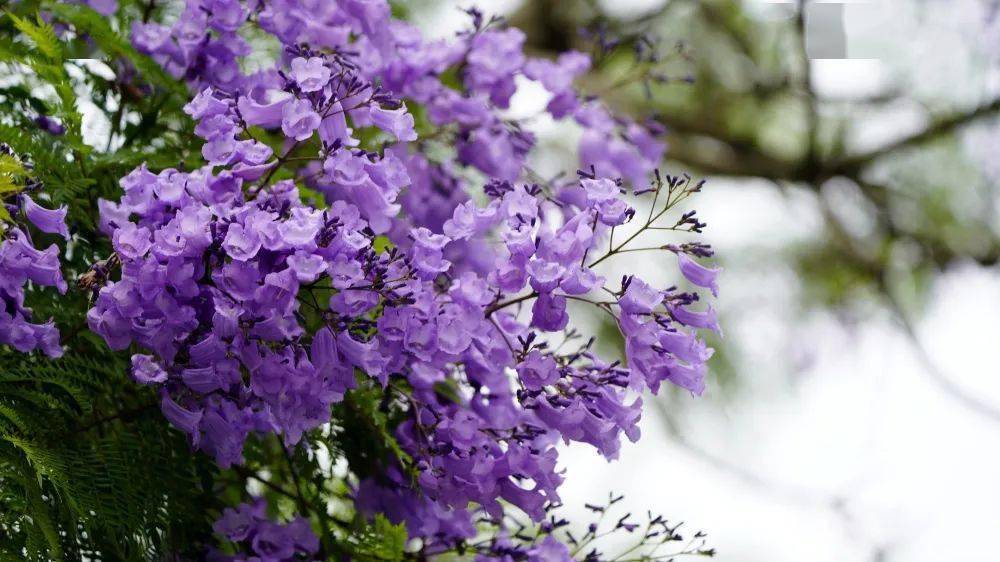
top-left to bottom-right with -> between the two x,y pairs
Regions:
349,514 -> 407,561
4,14 -> 86,146
10,453 -> 64,561
432,379 -> 463,405
353,385 -> 412,468
373,235 -> 395,253
0,154 -> 26,178
46,4 -> 187,97
0,351 -> 217,557
7,13 -> 61,60
0,123 -> 93,204
0,177 -> 19,196
0,36 -> 19,62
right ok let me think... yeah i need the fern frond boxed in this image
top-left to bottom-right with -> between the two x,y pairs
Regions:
6,13 -> 61,61
0,153 -> 26,178
5,12 -> 86,148
0,124 -> 96,208
0,349 -> 217,560
47,4 -> 187,97
0,36 -> 19,61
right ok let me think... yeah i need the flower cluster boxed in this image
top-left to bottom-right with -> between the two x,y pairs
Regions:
211,498 -> 319,562
351,172 -> 719,551
82,0 -> 726,554
130,2 -> 663,189
0,146 -> 68,358
87,159 -> 379,466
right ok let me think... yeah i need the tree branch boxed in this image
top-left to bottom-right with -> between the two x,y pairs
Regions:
824,97 -> 1000,178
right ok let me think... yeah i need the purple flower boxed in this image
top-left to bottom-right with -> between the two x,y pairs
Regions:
576,104 -> 665,187
97,198 -> 128,236
202,136 -> 238,166
667,360 -> 707,396
213,498 -> 320,561
0,314 -> 62,358
517,350 -> 559,390
131,22 -> 174,54
531,292 -> 569,331
34,115 -> 65,135
560,267 -> 603,295
213,502 -> 262,542
677,252 -> 721,297
160,392 -> 203,437
22,194 -> 69,239
112,222 -> 153,261
131,354 -> 168,384
411,227 -> 450,250
196,114 -> 238,141
281,98 -> 321,141
658,328 -> 713,365
184,88 -> 230,120
670,303 -> 722,334
465,28 -> 526,107
370,104 -> 417,142
100,2 -> 725,550
26,245 -> 67,293
236,141 -> 274,165
222,223 -> 262,261
238,94 -> 291,128
83,0 -> 117,16
524,50 -> 591,118
596,198 -> 630,226
436,309 -> 473,355
527,259 -> 565,293
457,127 -> 525,182
287,251 -> 326,282
581,177 -> 619,202
289,57 -> 331,92
252,521 -> 294,559
205,0 -> 246,32
527,535 -> 574,561
285,517 -> 320,554
619,278 -> 662,315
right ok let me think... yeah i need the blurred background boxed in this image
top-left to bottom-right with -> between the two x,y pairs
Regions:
396,1 -> 1000,561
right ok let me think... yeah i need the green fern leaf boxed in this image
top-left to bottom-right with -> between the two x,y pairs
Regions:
348,514 -> 408,561
47,4 -> 188,97
6,13 -> 61,60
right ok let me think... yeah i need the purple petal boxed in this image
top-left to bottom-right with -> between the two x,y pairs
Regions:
22,195 -> 69,239
677,252 -> 721,297
160,392 -> 203,439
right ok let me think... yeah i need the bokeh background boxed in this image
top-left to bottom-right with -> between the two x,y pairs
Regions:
394,1 -> 998,561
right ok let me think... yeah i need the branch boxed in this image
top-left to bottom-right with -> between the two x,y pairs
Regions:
813,191 -> 1000,424
231,464 -> 301,502
74,401 -> 158,434
825,97 -> 1000,178
662,129 -> 801,181
485,292 -> 538,316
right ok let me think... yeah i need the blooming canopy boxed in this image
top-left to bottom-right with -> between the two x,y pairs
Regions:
3,1 -> 721,559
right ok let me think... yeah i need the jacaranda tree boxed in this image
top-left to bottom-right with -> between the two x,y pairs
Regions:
0,1 -> 720,560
